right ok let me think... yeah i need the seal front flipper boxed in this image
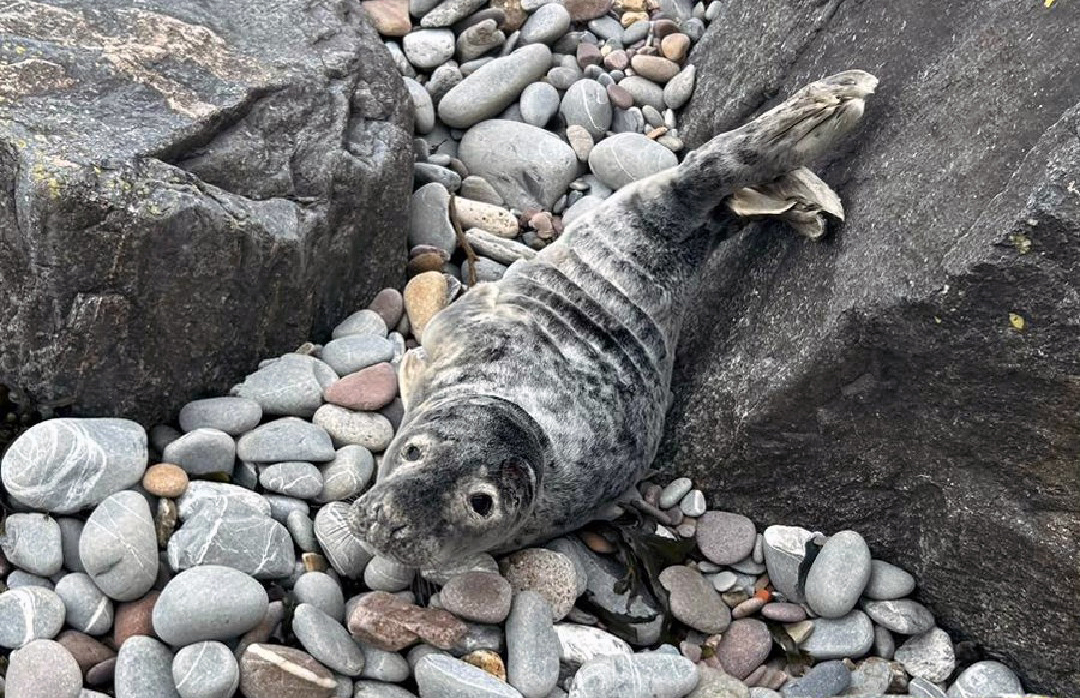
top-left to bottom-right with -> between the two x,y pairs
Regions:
728,167 -> 846,241
398,347 -> 429,412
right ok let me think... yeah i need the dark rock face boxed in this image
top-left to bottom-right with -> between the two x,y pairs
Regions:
0,0 -> 412,424
662,1 -> 1080,695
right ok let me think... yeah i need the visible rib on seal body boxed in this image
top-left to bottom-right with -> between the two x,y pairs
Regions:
351,71 -> 879,569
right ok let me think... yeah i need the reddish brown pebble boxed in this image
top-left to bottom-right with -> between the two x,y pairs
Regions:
621,10 -> 648,26
579,530 -> 616,554
361,0 -> 411,36
142,463 -> 188,498
529,211 -> 555,238
408,252 -> 449,276
239,643 -> 336,698
85,656 -> 117,686
713,618 -> 772,679
647,126 -> 668,140
462,649 -> 507,681
403,271 -> 449,338
732,595 -> 766,619
302,553 -> 329,573
631,54 -> 679,82
114,591 -> 159,647
661,33 -> 690,61
56,630 -> 116,675
347,591 -> 467,651
323,362 -> 398,411
652,18 -> 679,37
563,0 -> 612,20
762,602 -> 807,623
368,288 -> 405,329
576,42 -> 603,69
490,0 -> 526,31
606,84 -> 634,109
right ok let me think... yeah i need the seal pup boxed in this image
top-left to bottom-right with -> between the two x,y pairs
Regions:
351,71 -> 878,569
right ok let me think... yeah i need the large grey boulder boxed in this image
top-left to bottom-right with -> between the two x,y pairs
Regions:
0,0 -> 412,425
660,1 -> 1080,696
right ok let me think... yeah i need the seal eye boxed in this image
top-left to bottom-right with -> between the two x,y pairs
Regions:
469,493 -> 494,517
403,445 -> 421,461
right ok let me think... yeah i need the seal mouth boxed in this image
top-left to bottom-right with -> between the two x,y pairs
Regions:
348,492 -> 444,568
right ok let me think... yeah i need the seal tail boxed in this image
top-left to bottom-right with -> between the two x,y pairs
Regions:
673,70 -> 877,224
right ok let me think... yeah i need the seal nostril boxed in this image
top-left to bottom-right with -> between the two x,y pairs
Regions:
469,493 -> 494,517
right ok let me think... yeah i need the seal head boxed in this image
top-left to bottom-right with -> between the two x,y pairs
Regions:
350,395 -> 548,568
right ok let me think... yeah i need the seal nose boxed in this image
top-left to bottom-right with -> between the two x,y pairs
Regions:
357,493 -> 411,549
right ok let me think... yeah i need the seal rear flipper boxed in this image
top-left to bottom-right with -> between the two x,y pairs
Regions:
727,167 -> 845,241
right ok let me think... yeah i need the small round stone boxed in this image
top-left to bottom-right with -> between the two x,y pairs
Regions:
179,397 -> 263,435
658,477 -> 692,508
658,565 -> 730,634
332,308 -> 389,340
560,79 -> 613,140
660,33 -> 690,61
368,289 -> 405,330
0,585 -> 66,648
895,628 -> 956,683
947,661 -> 1022,698
163,427 -> 237,476
173,641 -> 241,698
804,530 -> 871,619
588,132 -> 678,189
142,463 -> 189,498
863,599 -> 935,635
499,548 -> 579,621
294,572 -> 346,622
359,645 -> 410,682
404,271 -> 450,338
317,445 -> 375,503
713,618 -> 772,680
293,603 -> 367,676
629,55 -> 679,83
313,405 -> 395,452
260,461 -> 325,499
865,559 -> 917,600
239,643 -> 338,698
152,566 -> 269,645
55,572 -> 114,635
520,82 -> 561,127
440,571 -> 513,624
0,512 -> 63,576
519,2 -> 570,44
678,489 -> 706,517
403,29 -> 456,69
5,639 -> 82,698
115,635 -> 180,698
696,511 -> 757,566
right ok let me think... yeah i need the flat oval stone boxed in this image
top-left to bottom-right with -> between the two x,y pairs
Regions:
364,556 -> 416,593
260,461 -> 324,499
804,530 -> 871,618
780,659 -> 850,697
163,428 -> 236,477
331,309 -> 389,340
801,610 -> 875,660
505,591 -> 559,697
588,133 -> 678,189
293,603 -> 367,676
6,639 -> 82,698
616,76 -> 665,110
233,354 -> 338,419
439,44 -> 552,129
415,653 -> 522,698
294,572 -> 346,621
317,445 -> 375,502
368,289 -> 405,330
560,79 -> 613,139
567,653 -> 697,698
1,418 -> 147,514
0,587 -> 66,648
662,64 -> 695,110
696,511 -> 757,566
762,602 -> 806,623
239,643 -> 337,698
152,566 -> 269,645
55,572 -> 114,635
322,335 -> 397,377
657,565 -> 730,634
79,490 -> 158,601
313,405 -> 395,452
863,599 -> 935,635
946,661 -> 1022,698
315,502 -> 373,578
402,28 -> 455,69
553,623 -> 631,671
865,559 -> 917,600
1,512 -> 63,576
629,55 -> 679,83
177,481 -> 271,519
323,362 -> 398,412
713,618 -> 771,679
420,0 -> 487,27
179,397 -> 262,435
167,497 -> 294,579
440,571 -> 513,623
520,81 -> 561,127
894,627 -> 955,683
237,418 -> 336,462
115,635 -> 180,698
519,2 -> 570,44
173,641 -> 240,698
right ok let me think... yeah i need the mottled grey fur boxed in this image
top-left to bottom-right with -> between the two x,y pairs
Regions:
351,71 -> 878,569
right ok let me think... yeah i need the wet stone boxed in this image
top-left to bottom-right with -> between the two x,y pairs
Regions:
172,641 -> 240,698
179,397 -> 262,436
80,490 -> 158,602
233,354 -> 338,419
